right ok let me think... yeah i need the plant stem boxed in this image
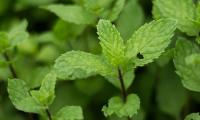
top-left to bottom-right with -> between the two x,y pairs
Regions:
45,109 -> 52,120
3,52 -> 35,120
117,67 -> 127,102
117,67 -> 132,120
3,52 -> 18,78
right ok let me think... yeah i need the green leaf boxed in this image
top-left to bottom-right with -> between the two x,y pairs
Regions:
107,0 -> 125,21
54,106 -> 83,120
83,0 -> 114,15
7,79 -> 43,114
174,39 -> 200,92
54,50 -> 115,80
97,19 -> 125,66
152,0 -> 199,36
184,113 -> 200,120
126,19 -> 177,67
8,20 -> 29,47
0,32 -> 9,53
42,4 -> 96,24
31,71 -> 57,106
102,94 -> 140,118
197,2 -> 200,23
116,0 -> 144,40
53,20 -> 85,41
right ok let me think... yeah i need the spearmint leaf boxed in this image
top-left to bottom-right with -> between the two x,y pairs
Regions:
116,0 -> 144,40
54,106 -> 83,120
102,94 -> 140,118
152,0 -> 199,36
97,19 -> 125,66
9,20 -> 29,47
184,113 -> 200,120
0,32 -> 9,53
7,79 -> 43,114
42,4 -> 96,24
31,71 -> 57,106
54,50 -> 115,80
126,19 -> 177,67
174,39 -> 200,92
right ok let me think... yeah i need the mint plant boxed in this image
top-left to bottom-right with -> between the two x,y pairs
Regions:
1,0 -> 200,120
54,19 -> 176,119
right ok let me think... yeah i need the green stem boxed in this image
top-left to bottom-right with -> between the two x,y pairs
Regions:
3,52 -> 35,120
3,52 -> 18,78
117,67 -> 132,120
45,109 -> 52,120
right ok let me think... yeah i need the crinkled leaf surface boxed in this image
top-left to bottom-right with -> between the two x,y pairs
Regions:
153,0 -> 199,36
126,19 -> 176,67
102,94 -> 140,118
54,106 -> 83,120
184,113 -> 200,120
7,79 -> 43,114
54,51 -> 115,80
97,19 -> 125,66
31,71 -> 57,106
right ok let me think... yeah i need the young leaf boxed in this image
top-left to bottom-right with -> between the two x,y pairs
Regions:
31,71 -> 57,106
54,106 -> 83,120
42,4 -> 96,24
126,19 -> 177,67
116,0 -> 144,40
0,32 -> 9,53
184,113 -> 200,120
97,19 -> 125,66
9,20 -> 29,47
102,94 -> 140,118
174,39 -> 200,92
7,79 -> 43,114
54,50 -> 115,80
152,0 -> 199,36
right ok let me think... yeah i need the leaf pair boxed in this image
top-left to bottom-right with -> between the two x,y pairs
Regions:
0,20 -> 29,53
8,71 -> 57,114
153,0 -> 200,36
8,71 -> 83,119
174,39 -> 200,92
54,18 -> 177,89
102,94 -> 140,118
